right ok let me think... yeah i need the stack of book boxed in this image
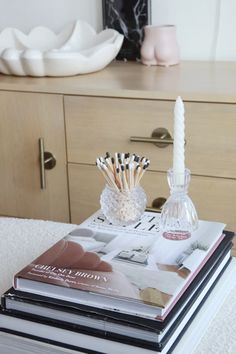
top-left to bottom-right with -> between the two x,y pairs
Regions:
0,211 -> 234,354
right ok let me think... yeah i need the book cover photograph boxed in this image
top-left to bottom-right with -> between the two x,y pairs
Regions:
14,211 -> 226,319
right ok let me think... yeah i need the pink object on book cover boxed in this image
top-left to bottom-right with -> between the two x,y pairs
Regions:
141,25 -> 180,67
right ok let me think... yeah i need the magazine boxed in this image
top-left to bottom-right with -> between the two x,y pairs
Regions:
13,210 -> 226,320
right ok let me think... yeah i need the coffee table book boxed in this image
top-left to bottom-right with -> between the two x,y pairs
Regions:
0,252 -> 232,354
2,232 -> 233,347
13,211 -> 226,321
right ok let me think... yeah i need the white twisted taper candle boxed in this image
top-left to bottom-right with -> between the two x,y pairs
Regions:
173,96 -> 185,184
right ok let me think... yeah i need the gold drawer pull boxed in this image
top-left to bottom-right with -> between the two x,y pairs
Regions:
146,197 -> 167,213
130,128 -> 173,148
39,138 -> 57,189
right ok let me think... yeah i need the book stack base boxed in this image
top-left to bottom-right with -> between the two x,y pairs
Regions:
0,211 -> 235,354
1,260 -> 236,354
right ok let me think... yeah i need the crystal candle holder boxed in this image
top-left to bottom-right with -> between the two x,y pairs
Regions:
100,185 -> 147,226
160,168 -> 198,240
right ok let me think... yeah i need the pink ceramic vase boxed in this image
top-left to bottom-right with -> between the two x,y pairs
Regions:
141,25 -> 180,67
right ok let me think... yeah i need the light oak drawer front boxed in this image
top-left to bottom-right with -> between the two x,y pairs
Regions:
65,96 -> 236,178
68,164 -> 236,235
68,164 -> 104,224
143,173 -> 236,233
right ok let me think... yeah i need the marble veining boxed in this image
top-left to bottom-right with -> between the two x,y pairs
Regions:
103,0 -> 150,60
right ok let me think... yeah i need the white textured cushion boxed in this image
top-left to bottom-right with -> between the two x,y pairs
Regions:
0,217 -> 76,294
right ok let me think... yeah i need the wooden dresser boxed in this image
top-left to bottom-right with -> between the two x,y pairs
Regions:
0,61 -> 235,252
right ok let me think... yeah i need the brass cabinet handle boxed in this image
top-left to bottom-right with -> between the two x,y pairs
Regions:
39,138 -> 56,189
146,197 -> 167,213
130,128 -> 173,148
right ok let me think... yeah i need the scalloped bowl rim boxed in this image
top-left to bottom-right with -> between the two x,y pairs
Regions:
0,20 -> 124,77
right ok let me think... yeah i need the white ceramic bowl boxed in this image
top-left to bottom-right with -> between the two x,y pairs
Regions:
0,20 -> 124,77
